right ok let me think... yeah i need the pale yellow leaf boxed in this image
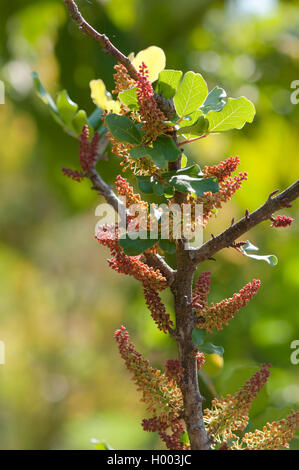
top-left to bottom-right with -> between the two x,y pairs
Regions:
132,46 -> 166,82
90,79 -> 120,113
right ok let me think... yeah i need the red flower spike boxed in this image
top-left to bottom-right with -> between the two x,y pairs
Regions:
203,156 -> 240,182
137,62 -> 169,143
196,279 -> 261,332
270,215 -> 294,228
79,125 -> 100,172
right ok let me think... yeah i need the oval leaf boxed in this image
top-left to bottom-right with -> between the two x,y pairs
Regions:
132,46 -> 166,82
105,114 -> 142,144
90,79 -> 120,113
174,71 -> 208,119
156,69 -> 183,99
207,97 -> 255,132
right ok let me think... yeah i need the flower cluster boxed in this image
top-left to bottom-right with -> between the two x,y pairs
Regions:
165,359 -> 184,383
233,410 -> 299,450
96,225 -> 167,290
192,271 -> 211,309
115,175 -> 148,210
270,215 -> 294,228
112,62 -> 135,95
114,326 -> 186,449
198,156 -> 248,225
62,125 -> 100,181
137,62 -> 168,143
61,167 -> 84,182
196,352 -> 205,371
203,156 -> 240,182
79,125 -> 100,171
195,279 -> 261,332
204,364 -> 271,444
143,285 -> 173,333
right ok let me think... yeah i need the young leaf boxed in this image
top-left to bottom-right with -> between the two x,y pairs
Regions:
72,109 -> 89,135
132,46 -> 166,82
56,90 -> 78,126
198,343 -> 224,356
90,79 -> 120,113
137,176 -> 154,194
105,114 -> 142,144
168,175 -> 219,197
119,231 -> 158,255
192,328 -> 207,346
174,71 -> 208,119
130,136 -> 180,168
240,241 -> 278,267
207,97 -> 255,132
88,107 -> 104,130
176,115 -> 209,137
201,86 -> 227,114
119,87 -> 139,110
156,69 -> 183,99
91,439 -> 114,450
32,71 -> 58,115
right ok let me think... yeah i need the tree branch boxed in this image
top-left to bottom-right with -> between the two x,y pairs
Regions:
190,180 -> 299,264
87,167 -> 175,284
63,0 -> 176,119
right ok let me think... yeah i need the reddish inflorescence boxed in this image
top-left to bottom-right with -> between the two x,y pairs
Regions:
195,279 -> 261,332
137,62 -> 168,143
192,271 -> 211,309
143,285 -> 173,333
237,410 -> 299,450
61,167 -> 84,182
203,156 -> 240,182
79,124 -> 100,171
196,352 -> 205,371
204,364 -> 272,444
270,215 -> 294,228
199,156 -> 248,225
114,326 -> 186,450
112,62 -> 136,95
165,359 -> 184,383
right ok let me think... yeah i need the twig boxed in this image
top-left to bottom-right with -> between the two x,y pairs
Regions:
190,180 -> 299,264
64,0 -> 176,119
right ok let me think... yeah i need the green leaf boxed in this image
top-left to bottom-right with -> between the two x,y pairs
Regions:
158,239 -> 176,254
181,154 -> 188,168
156,69 -> 183,99
137,176 -> 154,194
174,71 -> 208,119
163,164 -> 202,179
32,71 -> 58,115
105,114 -> 142,144
119,87 -> 139,110
88,107 -> 104,130
56,90 -> 78,126
201,86 -> 227,114
72,109 -> 89,135
240,241 -> 278,267
177,115 -> 209,137
130,145 -> 165,168
198,343 -> 224,356
168,175 -> 219,197
207,97 -> 255,132
119,231 -> 158,255
130,136 -> 180,168
192,328 -> 207,346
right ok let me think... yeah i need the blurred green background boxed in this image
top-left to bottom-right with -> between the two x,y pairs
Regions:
0,0 -> 298,450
